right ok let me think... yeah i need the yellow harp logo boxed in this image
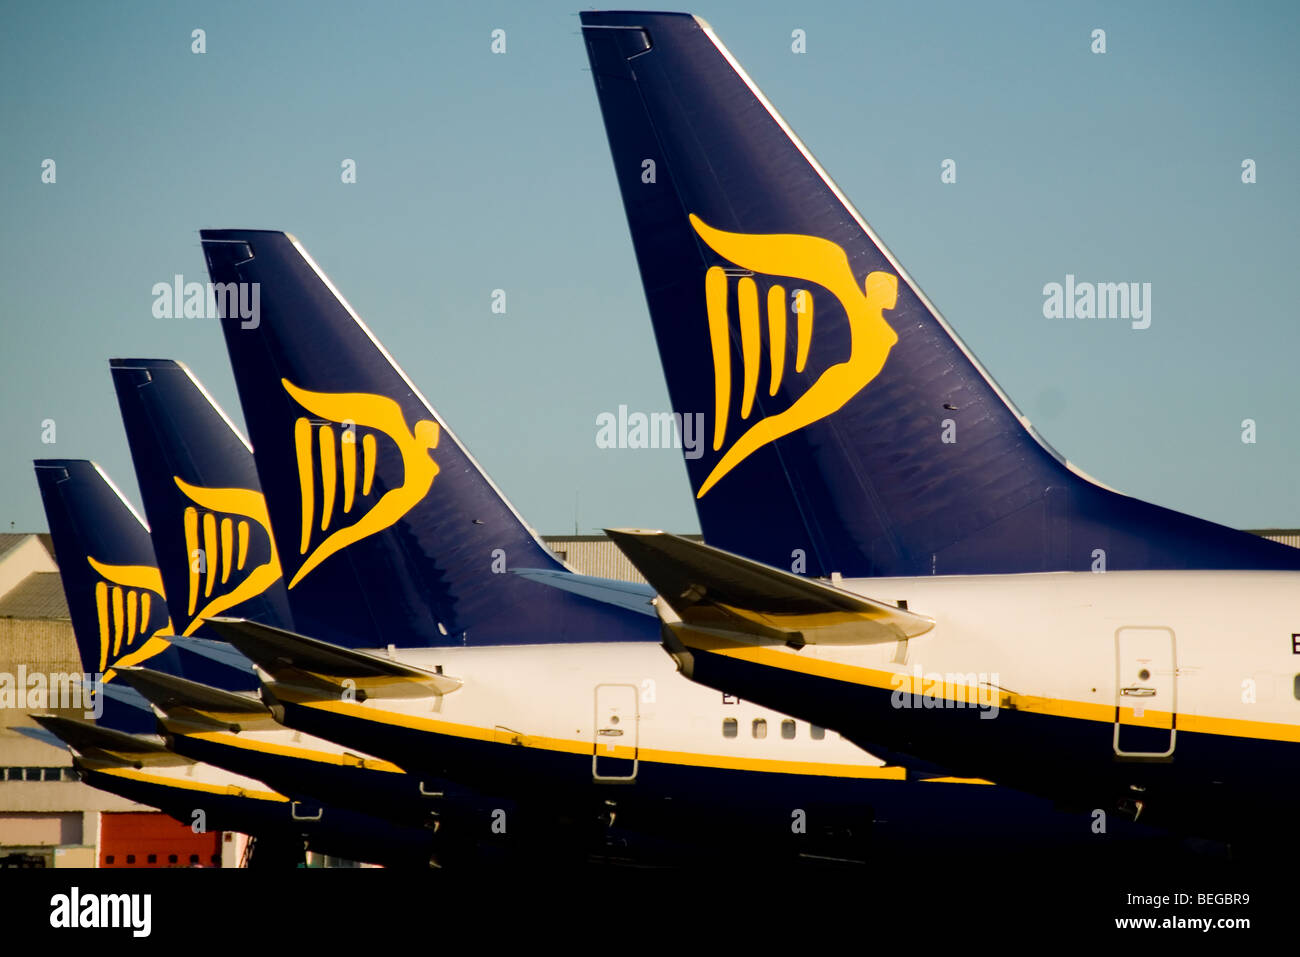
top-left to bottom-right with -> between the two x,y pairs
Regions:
178,479 -> 283,635
85,558 -> 175,678
689,214 -> 899,497
285,379 -> 441,588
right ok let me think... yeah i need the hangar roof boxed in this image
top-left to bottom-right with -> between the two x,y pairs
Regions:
0,572 -> 69,620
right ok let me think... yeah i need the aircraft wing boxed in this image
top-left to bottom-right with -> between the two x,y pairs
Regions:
204,617 -> 462,699
605,528 -> 933,646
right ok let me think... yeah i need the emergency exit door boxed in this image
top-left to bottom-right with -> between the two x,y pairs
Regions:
593,684 -> 638,781
1113,627 -> 1177,757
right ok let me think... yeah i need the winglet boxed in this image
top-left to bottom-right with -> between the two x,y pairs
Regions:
605,528 -> 933,647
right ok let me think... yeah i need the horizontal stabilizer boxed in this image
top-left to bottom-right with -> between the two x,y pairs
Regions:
605,529 -> 933,646
30,715 -> 190,768
10,725 -> 67,751
102,681 -> 154,712
204,617 -> 462,699
115,667 -> 277,732
166,635 -> 255,672
511,568 -> 656,617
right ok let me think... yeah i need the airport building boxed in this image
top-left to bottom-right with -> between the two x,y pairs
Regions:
0,529 -> 1292,866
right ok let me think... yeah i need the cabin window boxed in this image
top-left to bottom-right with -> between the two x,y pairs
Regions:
810,725 -> 826,740
189,854 -> 200,865
752,718 -> 767,739
168,854 -> 178,865
722,717 -> 737,738
147,854 -> 157,864
105,855 -> 115,865
781,720 -> 796,739
126,855 -> 135,864
1294,674 -> 1300,699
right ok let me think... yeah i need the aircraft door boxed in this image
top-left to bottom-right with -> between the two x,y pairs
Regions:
593,684 -> 638,781
1113,627 -> 1176,757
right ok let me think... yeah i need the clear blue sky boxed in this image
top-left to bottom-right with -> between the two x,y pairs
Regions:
2,0 -> 1297,537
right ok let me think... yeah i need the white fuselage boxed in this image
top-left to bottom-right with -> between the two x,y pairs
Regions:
823,568 -> 1300,736
660,567 -> 1300,835
281,640 -> 888,781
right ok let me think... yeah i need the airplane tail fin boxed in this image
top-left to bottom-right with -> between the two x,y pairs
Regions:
580,12 -> 1300,576
32,460 -> 245,695
110,358 -> 293,640
35,460 -> 177,683
200,230 -> 652,646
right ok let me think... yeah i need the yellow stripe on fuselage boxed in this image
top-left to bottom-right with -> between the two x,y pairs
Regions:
680,633 -> 1300,746
95,766 -> 289,803
298,698 -> 908,780
185,730 -> 405,774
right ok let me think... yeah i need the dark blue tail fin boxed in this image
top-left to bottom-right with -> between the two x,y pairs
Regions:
110,358 -> 293,639
200,230 -> 651,646
34,460 -> 176,681
32,460 -> 248,707
580,12 -> 1299,577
